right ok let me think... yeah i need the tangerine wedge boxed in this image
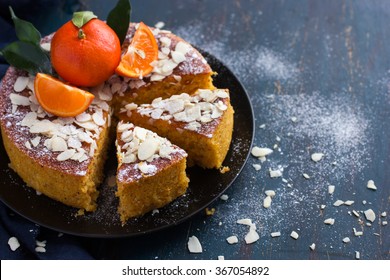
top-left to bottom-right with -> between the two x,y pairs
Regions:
115,22 -> 158,78
34,73 -> 95,117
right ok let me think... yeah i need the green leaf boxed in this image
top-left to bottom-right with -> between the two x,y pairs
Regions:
9,6 -> 41,46
72,11 -> 97,28
1,41 -> 52,75
107,0 -> 131,45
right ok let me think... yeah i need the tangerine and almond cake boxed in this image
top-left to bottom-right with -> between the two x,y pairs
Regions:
115,121 -> 189,223
0,22 -> 229,219
119,88 -> 234,169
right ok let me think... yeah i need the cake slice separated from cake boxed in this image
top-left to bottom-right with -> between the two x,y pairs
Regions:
119,88 -> 234,169
116,121 -> 189,224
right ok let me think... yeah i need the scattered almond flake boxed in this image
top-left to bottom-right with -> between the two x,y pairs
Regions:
309,243 -> 316,251
171,50 -> 186,64
366,180 -> 377,190
175,41 -> 191,55
154,21 -> 165,29
8,237 -> 20,251
291,116 -> 297,122
276,136 -> 281,142
259,124 -> 266,129
92,112 -> 106,126
328,185 -> 335,194
352,210 -> 360,217
10,93 -> 30,106
355,251 -> 360,260
245,228 -> 260,244
324,218 -> 335,225
362,200 -> 367,205
188,236 -> 202,253
382,221 -> 388,226
320,204 -> 326,210
282,178 -> 288,183
217,256 -> 225,260
152,209 -> 159,215
263,196 -> 272,208
57,149 -> 76,161
251,146 -> 273,157
342,237 -> 351,243
259,156 -> 267,163
364,209 -> 376,222
269,168 -> 283,178
51,136 -> 68,152
311,152 -> 324,162
344,200 -> 355,206
205,207 -> 216,216
270,231 -> 281,238
13,76 -> 29,92
353,228 -> 363,236
107,175 -> 116,187
290,231 -> 299,240
220,194 -> 229,201
226,236 -> 238,244
31,136 -> 41,147
273,144 -> 278,149
333,200 -> 344,207
236,218 -> 253,226
302,173 -> 310,179
381,212 -> 387,217
252,164 -> 261,171
265,190 -> 276,197
36,240 -> 47,247
366,222 -> 372,227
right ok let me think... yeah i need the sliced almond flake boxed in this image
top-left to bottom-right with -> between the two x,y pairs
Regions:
218,256 -> 224,260
75,121 -> 98,131
8,237 -> 20,251
36,240 -> 47,247
269,169 -> 283,178
10,93 -> 30,106
150,73 -> 166,82
290,231 -> 299,240
324,218 -> 335,225
138,162 -> 157,174
92,112 -> 106,126
383,221 -> 388,226
173,75 -> 182,82
187,236 -> 202,253
21,112 -> 38,127
259,124 -> 266,129
328,185 -> 335,194
353,228 -> 363,236
236,218 -> 253,226
117,122 -> 134,133
381,212 -> 387,217
35,247 -> 46,253
175,41 -> 191,55
251,147 -> 273,157
263,196 -> 272,208
333,200 -> 344,206
320,204 -> 326,210
220,194 -> 229,201
355,251 -> 360,259
14,76 -> 30,92
40,42 -> 51,51
291,116 -> 297,122
311,153 -> 324,162
161,47 -> 170,55
342,237 -> 351,243
71,151 -> 84,161
270,231 -> 281,238
25,141 -> 32,150
302,173 -> 310,179
309,243 -> 316,251
31,136 -> 41,147
265,190 -> 276,197
252,164 -> 261,171
57,149 -> 76,161
344,200 -> 354,206
51,137 -> 68,152
364,209 -> 376,222
161,60 -> 178,74
76,113 -> 92,122
352,210 -> 360,217
159,36 -> 171,47
122,154 -> 136,164
226,235 -> 238,244
138,138 -> 159,161
367,180 -> 377,190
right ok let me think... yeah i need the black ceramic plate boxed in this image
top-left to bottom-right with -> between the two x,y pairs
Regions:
0,50 -> 254,238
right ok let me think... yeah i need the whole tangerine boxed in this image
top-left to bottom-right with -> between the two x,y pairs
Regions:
51,18 -> 121,87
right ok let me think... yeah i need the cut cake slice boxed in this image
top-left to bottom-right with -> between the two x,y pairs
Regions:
116,121 -> 189,224
119,88 -> 234,169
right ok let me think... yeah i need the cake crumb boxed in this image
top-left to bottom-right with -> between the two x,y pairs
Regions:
219,166 -> 230,174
